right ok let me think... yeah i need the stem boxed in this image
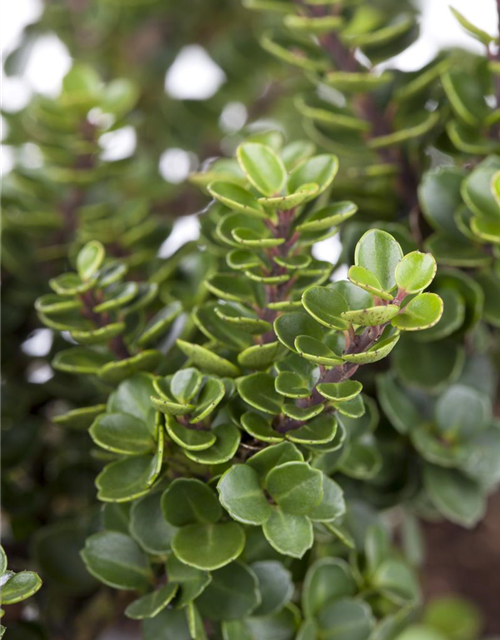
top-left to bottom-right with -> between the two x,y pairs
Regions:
294,0 -> 419,213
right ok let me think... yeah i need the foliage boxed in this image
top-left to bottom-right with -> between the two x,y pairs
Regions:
2,0 -> 500,638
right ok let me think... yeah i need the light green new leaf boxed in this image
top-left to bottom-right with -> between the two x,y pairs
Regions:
0,572 -> 42,605
237,143 -> 287,196
76,241 -> 105,281
208,182 -> 266,217
392,293 -> 443,331
348,265 -> 392,301
342,305 -> 399,327
354,229 -> 403,292
395,251 -> 437,294
288,154 -> 339,196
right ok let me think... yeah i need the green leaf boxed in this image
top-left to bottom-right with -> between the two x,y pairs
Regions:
295,335 -> 344,366
177,340 -> 240,377
267,461 -> 323,515
251,561 -> 294,616
81,531 -> 151,590
217,465 -> 272,525
462,156 -> 500,222
184,423 -> 241,465
354,229 -> 403,292
281,139 -> 316,170
287,414 -> 337,445
342,305 -> 399,327
288,154 -> 339,196
450,6 -> 495,44
302,558 -> 356,617
308,475 -> 345,523
435,384 -> 491,440
394,337 -> 464,392
108,374 -> 156,427
348,265 -> 392,301
130,491 -> 177,555
98,350 -> 162,385
276,371 -> 311,398
76,241 -> 105,281
372,559 -> 419,605
423,596 -> 482,640
302,286 -> 349,330
172,522 -> 245,570
93,282 -> 139,313
166,555 -> 211,607
317,381 -> 362,402
125,583 -> 178,620
395,251 -> 437,294
96,450 -> 162,503
187,602 -> 207,640
262,508 -> 313,558
191,378 -> 225,422
238,341 -> 283,370
241,412 -> 283,443
0,547 -> 6,577
138,302 -> 183,347
342,334 -> 400,364
423,465 -> 485,528
259,183 -> 319,209
376,373 -> 420,435
238,373 -> 284,415
442,70 -> 489,127
90,413 -> 155,455
52,347 -> 114,375
161,478 -> 221,526
275,311 -> 325,352
316,598 -> 374,640
419,167 -> 467,237
0,572 -> 42,605
237,142 -> 287,196
170,368 -> 202,404
142,608 -> 192,640
392,293 -> 443,331
296,201 -> 357,232
248,441 -> 303,479
165,417 -> 217,450
197,562 -> 260,621
390,625 -> 446,640
208,182 -> 266,217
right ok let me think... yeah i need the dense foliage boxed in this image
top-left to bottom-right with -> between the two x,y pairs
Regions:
2,0 -> 500,639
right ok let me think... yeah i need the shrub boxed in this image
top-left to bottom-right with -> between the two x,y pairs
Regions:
2,0 -> 500,638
